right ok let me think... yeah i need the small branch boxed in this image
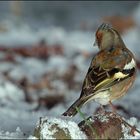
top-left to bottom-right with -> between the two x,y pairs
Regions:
115,113 -> 140,134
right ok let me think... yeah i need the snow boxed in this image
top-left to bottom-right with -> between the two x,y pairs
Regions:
34,117 -> 87,139
122,117 -> 140,139
0,127 -> 26,139
0,22 -> 41,46
95,113 -> 110,123
0,78 -> 24,102
47,55 -> 68,75
9,57 -> 49,82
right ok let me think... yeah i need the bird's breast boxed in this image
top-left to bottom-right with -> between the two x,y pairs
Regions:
92,90 -> 110,105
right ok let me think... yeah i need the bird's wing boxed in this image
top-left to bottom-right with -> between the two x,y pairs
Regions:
80,47 -> 135,98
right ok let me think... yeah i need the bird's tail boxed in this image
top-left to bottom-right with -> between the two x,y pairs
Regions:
62,97 -> 87,117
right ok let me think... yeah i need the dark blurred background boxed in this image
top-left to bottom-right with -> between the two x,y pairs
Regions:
0,1 -> 138,29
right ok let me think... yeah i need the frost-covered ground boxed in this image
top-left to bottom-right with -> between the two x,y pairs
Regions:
0,4 -> 140,139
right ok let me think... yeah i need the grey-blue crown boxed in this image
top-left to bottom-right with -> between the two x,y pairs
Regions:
98,23 -> 112,30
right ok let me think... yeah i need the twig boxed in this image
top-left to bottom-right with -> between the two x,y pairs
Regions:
115,112 -> 140,134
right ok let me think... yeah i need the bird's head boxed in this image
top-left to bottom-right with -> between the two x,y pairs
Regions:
94,23 -> 124,50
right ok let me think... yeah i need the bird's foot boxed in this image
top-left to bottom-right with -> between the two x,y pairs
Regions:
98,105 -> 106,114
109,101 -> 117,114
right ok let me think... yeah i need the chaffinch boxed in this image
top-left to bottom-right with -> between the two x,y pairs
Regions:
62,23 -> 137,117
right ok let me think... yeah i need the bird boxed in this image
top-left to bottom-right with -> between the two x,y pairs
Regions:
62,23 -> 137,117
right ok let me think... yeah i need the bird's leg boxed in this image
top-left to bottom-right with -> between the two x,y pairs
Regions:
99,104 -> 106,114
109,101 -> 117,114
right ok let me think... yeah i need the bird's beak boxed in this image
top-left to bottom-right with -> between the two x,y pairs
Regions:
93,39 -> 97,47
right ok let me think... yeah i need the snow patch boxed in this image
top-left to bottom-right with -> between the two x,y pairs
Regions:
0,79 -> 24,102
0,127 -> 25,139
36,117 -> 87,139
121,117 -> 140,139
